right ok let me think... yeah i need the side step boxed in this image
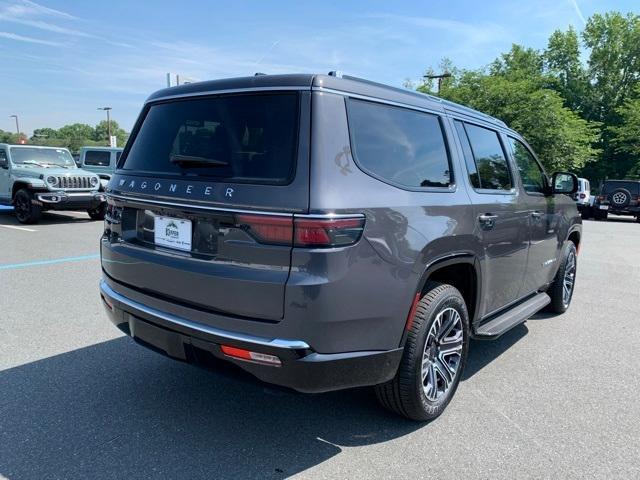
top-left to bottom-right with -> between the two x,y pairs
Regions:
474,292 -> 550,339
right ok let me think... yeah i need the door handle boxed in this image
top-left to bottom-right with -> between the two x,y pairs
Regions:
478,214 -> 498,222
478,213 -> 498,230
531,211 -> 543,219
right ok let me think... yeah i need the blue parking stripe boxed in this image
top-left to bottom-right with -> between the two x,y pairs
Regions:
0,254 -> 99,270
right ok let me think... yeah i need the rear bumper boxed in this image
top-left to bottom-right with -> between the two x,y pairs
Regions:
100,280 -> 403,393
36,191 -> 105,210
595,204 -> 640,216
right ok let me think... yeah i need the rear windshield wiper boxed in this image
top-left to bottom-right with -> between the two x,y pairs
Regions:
169,154 -> 229,167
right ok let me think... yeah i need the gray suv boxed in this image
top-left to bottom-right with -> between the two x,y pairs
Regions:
100,74 -> 581,420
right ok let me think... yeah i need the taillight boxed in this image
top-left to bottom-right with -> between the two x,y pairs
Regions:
598,195 -> 605,201
579,193 -> 586,199
294,217 -> 365,247
236,214 -> 292,244
236,214 -> 365,248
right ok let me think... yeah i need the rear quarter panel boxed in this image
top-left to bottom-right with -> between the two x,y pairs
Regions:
282,91 -> 481,353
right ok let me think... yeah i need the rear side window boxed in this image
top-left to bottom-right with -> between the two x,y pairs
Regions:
348,99 -> 451,188
121,93 -> 299,184
84,150 -> 111,166
460,123 -> 512,191
507,137 -> 546,194
603,181 -> 640,195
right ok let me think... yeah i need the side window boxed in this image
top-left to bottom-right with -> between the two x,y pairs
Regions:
454,121 -> 480,189
462,123 -> 512,191
0,149 -> 7,166
84,150 -> 111,166
348,99 -> 452,188
507,137 -> 547,194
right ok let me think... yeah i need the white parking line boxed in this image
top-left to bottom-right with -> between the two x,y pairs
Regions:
0,224 -> 37,232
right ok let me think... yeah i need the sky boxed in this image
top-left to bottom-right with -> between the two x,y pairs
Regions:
0,0 -> 637,135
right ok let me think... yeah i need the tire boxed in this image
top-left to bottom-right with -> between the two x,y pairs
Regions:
13,188 -> 42,224
610,188 -> 631,209
87,203 -> 106,221
546,242 -> 577,314
375,282 -> 469,421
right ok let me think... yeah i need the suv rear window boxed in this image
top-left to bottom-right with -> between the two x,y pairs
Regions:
84,150 -> 111,166
602,181 -> 640,195
121,93 -> 299,184
347,99 -> 451,188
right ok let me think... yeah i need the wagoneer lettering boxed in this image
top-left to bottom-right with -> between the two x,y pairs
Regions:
100,73 -> 582,421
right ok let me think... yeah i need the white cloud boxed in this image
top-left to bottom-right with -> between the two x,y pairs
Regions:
1,0 -> 75,19
0,30 -> 61,45
568,0 -> 586,25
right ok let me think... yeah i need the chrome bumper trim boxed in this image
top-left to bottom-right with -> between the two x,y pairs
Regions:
99,280 -> 310,350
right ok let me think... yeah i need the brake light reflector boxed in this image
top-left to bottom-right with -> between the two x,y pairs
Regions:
294,217 -> 365,247
220,345 -> 282,366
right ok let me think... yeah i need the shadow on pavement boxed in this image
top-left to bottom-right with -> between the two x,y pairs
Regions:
0,337 -> 419,480
1,320 -> 533,479
0,208 -> 94,225
463,323 -> 528,380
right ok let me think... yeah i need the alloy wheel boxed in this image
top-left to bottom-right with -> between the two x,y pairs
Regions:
562,251 -> 576,307
421,307 -> 464,401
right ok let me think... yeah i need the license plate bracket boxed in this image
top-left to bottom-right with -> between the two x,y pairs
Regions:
154,215 -> 192,251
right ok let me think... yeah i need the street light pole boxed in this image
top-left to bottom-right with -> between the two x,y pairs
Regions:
9,114 -> 20,135
423,72 -> 452,94
97,107 -> 112,145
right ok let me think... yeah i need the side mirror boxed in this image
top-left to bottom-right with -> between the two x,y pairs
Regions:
551,172 -> 578,195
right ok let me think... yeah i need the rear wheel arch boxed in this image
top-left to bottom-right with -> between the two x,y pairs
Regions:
402,255 -> 481,346
567,229 -> 581,252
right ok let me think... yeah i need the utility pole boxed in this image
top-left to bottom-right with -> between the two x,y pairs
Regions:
9,114 -> 20,135
423,72 -> 452,94
97,106 -> 112,145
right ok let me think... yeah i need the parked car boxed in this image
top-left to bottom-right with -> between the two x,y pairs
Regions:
574,177 -> 591,217
78,146 -> 123,183
99,73 -> 581,421
592,179 -> 640,222
0,144 -> 106,223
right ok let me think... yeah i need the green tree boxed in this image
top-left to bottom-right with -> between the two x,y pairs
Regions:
544,27 -> 590,113
609,87 -> 640,177
94,120 -> 128,147
31,127 -> 59,140
434,72 -> 599,172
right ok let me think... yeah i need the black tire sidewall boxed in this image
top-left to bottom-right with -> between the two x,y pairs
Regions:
14,189 -> 41,224
405,283 -> 470,419
548,242 -> 577,313
87,202 -> 106,220
610,188 -> 631,208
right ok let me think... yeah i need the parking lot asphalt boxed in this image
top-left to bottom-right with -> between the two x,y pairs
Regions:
1,209 -> 639,480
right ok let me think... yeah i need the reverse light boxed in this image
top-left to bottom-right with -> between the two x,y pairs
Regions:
220,345 -> 282,366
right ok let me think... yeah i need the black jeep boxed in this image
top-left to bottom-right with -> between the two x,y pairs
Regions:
592,180 -> 640,222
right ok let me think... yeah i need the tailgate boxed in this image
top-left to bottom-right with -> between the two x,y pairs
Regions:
102,90 -> 310,321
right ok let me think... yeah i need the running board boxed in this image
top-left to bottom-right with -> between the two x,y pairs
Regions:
474,293 -> 550,339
